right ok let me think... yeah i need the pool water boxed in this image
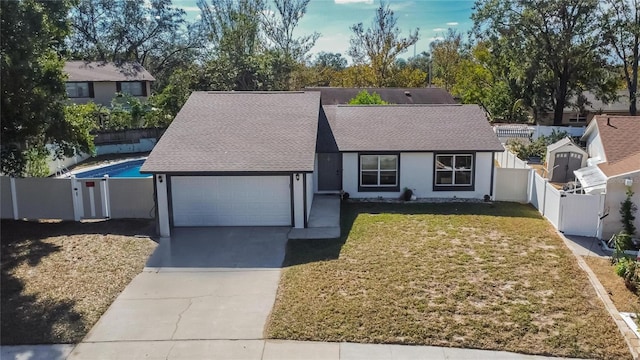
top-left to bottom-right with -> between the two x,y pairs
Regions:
75,159 -> 151,178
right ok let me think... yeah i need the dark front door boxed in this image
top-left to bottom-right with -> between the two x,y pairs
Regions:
318,153 -> 342,191
551,152 -> 569,183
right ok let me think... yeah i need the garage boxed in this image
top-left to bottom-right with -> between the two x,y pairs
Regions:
171,176 -> 292,227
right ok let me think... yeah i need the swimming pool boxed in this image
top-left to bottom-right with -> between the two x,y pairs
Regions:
74,159 -> 151,178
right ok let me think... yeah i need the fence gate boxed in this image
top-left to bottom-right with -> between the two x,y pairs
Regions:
559,192 -> 603,237
72,177 -> 111,220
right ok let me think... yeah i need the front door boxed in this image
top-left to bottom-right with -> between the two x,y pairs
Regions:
318,153 -> 342,191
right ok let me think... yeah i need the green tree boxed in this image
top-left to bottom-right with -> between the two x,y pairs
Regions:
348,1 -> 419,86
430,29 -> 462,91
348,90 -> 389,105
473,0 -> 619,125
1,0 -> 94,177
262,0 -> 319,62
601,0 -> 640,115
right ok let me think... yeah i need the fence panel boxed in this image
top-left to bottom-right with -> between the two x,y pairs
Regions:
531,172 -> 546,211
495,149 -> 530,169
543,183 -> 562,228
1,177 -> 14,219
560,193 -> 602,237
494,168 -> 530,202
531,125 -> 585,140
109,178 -> 155,219
14,177 -> 74,220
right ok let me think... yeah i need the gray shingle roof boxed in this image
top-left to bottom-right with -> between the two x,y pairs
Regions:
327,104 -> 503,152
141,92 -> 320,173
306,87 -> 456,105
65,61 -> 155,82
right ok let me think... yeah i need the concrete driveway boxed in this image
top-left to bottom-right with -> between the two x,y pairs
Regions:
68,227 -> 289,359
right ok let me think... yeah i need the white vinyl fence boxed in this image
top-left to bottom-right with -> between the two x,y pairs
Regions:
0,176 -> 154,221
494,151 -> 602,237
495,149 -> 531,169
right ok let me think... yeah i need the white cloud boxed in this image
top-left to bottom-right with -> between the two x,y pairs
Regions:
262,9 -> 275,16
446,22 -> 459,26
429,36 -> 444,42
432,28 -> 444,32
195,14 -> 202,20
335,0 -> 374,4
173,5 -> 201,12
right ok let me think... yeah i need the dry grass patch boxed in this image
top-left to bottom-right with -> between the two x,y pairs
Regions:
267,202 -> 630,359
584,256 -> 640,313
1,219 -> 157,345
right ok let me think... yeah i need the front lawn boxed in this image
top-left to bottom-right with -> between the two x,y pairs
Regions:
267,202 -> 630,359
1,219 -> 157,345
584,256 -> 640,313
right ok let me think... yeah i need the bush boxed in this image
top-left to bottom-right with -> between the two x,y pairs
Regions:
621,187 -> 638,237
615,257 -> 640,291
506,129 -> 569,162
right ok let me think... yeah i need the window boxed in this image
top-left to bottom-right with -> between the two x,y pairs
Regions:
568,115 -> 587,123
117,81 -> 145,96
434,154 -> 474,190
359,154 -> 399,191
66,82 -> 92,98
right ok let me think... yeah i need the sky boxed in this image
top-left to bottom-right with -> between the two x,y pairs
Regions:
171,0 -> 475,61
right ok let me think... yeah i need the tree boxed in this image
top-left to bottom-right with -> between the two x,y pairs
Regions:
348,1 -> 419,86
430,29 -> 462,91
262,0 -> 320,62
473,0 -> 619,125
68,0 -> 202,89
313,52 -> 348,70
601,0 -> 640,115
331,65 -> 377,87
1,0 -> 94,177
348,90 -> 388,104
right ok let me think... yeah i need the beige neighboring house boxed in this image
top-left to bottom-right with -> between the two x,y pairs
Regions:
64,61 -> 155,106
537,90 -> 638,126
577,115 -> 640,239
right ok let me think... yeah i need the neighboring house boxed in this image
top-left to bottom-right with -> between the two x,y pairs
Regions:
304,87 -> 456,105
577,115 -> 640,239
141,91 -> 503,238
64,61 -> 155,106
537,90 -> 637,126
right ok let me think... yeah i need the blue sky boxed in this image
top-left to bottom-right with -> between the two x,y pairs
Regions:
172,0 -> 475,61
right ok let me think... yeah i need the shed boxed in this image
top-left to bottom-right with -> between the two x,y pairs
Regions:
545,137 -> 588,183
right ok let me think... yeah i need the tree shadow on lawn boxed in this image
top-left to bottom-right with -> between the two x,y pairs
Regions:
0,219 -> 154,345
283,201 -> 541,267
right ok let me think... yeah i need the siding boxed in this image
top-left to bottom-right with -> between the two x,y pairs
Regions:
602,175 -> 640,240
342,152 -> 494,199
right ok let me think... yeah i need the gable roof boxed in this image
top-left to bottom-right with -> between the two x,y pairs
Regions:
306,87 -> 456,105
325,104 -> 503,152
591,116 -> 640,177
141,91 -> 320,173
65,61 -> 155,82
546,137 -> 588,155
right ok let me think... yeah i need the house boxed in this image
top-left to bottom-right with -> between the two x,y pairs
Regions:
537,90 -> 637,126
304,87 -> 456,105
64,61 -> 155,106
577,115 -> 640,239
141,92 -> 504,238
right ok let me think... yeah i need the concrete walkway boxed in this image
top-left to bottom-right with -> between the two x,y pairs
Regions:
289,194 -> 341,239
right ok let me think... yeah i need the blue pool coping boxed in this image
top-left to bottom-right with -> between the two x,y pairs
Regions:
72,158 -> 152,179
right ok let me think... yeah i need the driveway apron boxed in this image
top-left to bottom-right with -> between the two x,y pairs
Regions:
69,227 -> 288,358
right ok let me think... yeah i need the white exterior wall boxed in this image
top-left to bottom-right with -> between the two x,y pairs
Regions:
585,131 -> 606,162
68,81 -> 151,106
293,173 -> 305,228
342,152 -> 494,199
305,173 -> 314,222
602,174 -> 640,240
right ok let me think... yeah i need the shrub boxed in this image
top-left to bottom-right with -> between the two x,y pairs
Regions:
621,187 -> 638,237
615,257 -> 640,291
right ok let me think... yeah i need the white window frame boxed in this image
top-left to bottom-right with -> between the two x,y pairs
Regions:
66,82 -> 91,98
568,114 -> 587,123
435,154 -> 474,187
360,154 -> 398,187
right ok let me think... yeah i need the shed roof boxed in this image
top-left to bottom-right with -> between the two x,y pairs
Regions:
141,92 -> 320,173
326,104 -> 503,152
306,87 -> 456,105
546,137 -> 588,155
591,116 -> 640,177
65,61 -> 155,82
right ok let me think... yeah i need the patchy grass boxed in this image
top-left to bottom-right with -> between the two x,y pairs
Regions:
267,202 -> 630,359
1,219 -> 157,345
584,256 -> 640,313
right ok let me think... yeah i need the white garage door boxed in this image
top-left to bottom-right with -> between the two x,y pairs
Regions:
171,176 -> 291,226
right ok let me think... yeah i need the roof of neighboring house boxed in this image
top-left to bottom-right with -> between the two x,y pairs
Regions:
305,87 -> 456,105
590,116 -> 640,177
64,61 -> 155,82
564,90 -> 636,114
141,91 -> 320,173
324,104 -> 503,152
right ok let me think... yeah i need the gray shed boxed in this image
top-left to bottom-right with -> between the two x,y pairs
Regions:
545,137 -> 588,183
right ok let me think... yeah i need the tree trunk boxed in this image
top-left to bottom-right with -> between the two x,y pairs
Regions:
553,67 -> 569,126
